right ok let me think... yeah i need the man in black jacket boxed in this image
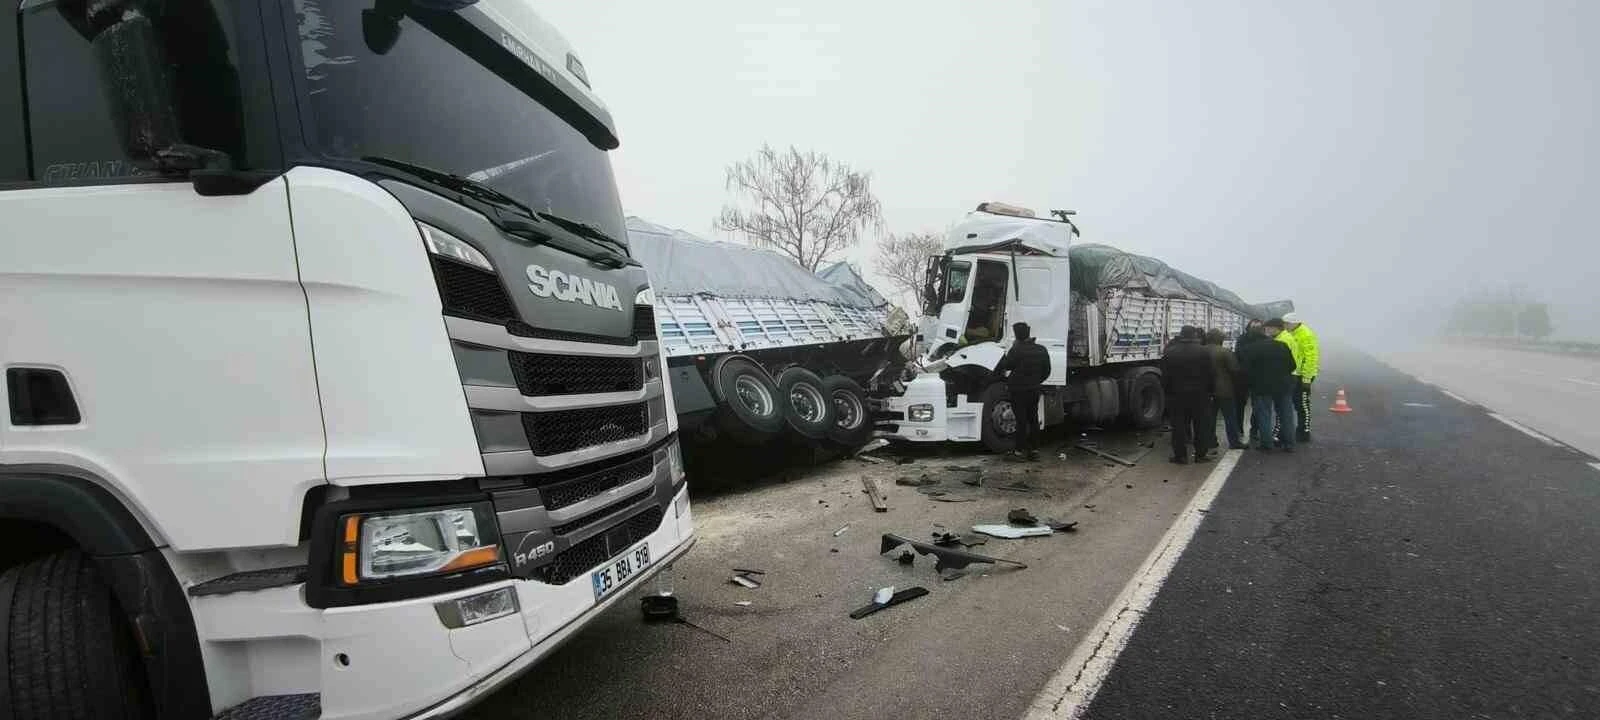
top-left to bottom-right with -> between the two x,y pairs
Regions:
994,322 -> 1052,461
1237,318 -> 1300,452
1162,326 -> 1215,464
1234,319 -> 1266,440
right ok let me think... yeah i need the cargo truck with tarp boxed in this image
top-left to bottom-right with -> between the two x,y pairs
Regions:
627,218 -> 910,449
877,203 -> 1291,452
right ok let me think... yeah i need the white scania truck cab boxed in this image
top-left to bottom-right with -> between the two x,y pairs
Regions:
877,203 -> 1259,452
0,2 -> 691,718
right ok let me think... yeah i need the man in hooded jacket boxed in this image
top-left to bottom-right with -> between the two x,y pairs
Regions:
1161,326 -> 1215,464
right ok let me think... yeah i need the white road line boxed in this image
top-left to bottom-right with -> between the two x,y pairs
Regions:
1024,451 -> 1244,720
1437,388 -> 1472,405
1563,377 -> 1600,389
1489,413 -> 1561,447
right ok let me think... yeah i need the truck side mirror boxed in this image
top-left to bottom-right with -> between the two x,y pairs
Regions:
90,12 -> 181,165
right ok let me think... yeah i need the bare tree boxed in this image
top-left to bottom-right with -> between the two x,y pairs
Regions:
874,230 -> 944,315
716,145 -> 883,272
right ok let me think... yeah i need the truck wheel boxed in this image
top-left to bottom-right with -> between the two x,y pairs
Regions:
774,367 -> 834,440
1,551 -> 151,720
821,375 -> 873,447
980,384 -> 1019,454
1120,369 -> 1165,428
711,357 -> 783,443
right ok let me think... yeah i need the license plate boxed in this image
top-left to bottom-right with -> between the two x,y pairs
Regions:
591,541 -> 652,601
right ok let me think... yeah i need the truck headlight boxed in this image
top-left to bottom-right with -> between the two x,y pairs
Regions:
653,438 -> 686,483
908,403 -> 935,422
418,222 -> 493,272
338,504 -> 503,585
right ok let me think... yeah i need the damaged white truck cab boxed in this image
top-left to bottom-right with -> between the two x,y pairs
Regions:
1,2 -> 690,719
878,203 -> 1266,451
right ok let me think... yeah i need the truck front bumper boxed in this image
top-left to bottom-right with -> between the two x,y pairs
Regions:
876,374 -> 981,442
193,485 -> 695,720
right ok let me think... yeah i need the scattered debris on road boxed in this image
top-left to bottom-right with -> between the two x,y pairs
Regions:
849,586 -> 929,619
896,475 -> 938,487
734,601 -> 752,607
880,533 -> 1028,572
730,573 -> 762,589
833,524 -> 851,537
930,495 -> 975,502
897,550 -> 915,565
1045,519 -> 1080,533
731,568 -> 766,576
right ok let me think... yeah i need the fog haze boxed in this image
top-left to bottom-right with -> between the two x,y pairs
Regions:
541,0 -> 1599,346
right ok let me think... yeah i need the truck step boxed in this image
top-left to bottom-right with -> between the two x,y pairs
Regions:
214,693 -> 320,720
189,566 -> 307,597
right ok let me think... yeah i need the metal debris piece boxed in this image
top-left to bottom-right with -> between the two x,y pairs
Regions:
734,601 -> 752,607
880,533 -> 1028,572
939,568 -> 969,581
856,455 -> 887,465
850,586 -> 929,619
1007,508 -> 1039,526
730,574 -> 761,589
1075,442 -> 1137,466
1046,519 -> 1079,532
833,524 -> 851,537
972,524 -> 1053,539
731,568 -> 766,576
929,495 -> 975,503
897,550 -> 915,565
855,438 -> 890,456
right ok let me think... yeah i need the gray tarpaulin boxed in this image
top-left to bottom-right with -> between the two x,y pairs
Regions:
817,261 -> 890,308
627,216 -> 888,308
1068,243 -> 1282,319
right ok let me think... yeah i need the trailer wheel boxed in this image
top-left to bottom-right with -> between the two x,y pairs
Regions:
1,551 -> 152,720
980,384 -> 1019,454
711,357 -> 783,443
821,375 -> 873,447
1120,369 -> 1165,428
774,367 -> 834,440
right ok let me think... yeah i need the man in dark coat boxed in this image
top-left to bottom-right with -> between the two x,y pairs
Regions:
1205,328 -> 1245,450
1234,319 -> 1266,440
1161,325 -> 1215,464
993,322 -> 1052,461
1237,318 -> 1300,451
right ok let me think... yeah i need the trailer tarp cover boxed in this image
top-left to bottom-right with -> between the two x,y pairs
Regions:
1069,243 -> 1277,319
627,216 -> 889,308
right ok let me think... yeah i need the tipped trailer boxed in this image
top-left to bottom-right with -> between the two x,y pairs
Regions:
878,203 -> 1290,452
627,218 -> 909,449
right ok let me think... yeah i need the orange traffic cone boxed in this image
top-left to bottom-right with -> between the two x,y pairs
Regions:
1330,388 -> 1353,413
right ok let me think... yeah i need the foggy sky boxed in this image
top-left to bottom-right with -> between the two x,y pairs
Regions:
540,0 -> 1598,343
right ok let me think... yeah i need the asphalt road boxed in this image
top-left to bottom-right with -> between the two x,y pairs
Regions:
464,428 -> 1221,720
1382,343 -> 1600,457
1083,344 -> 1600,719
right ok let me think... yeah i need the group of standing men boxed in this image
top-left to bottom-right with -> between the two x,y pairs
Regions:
1160,313 -> 1320,464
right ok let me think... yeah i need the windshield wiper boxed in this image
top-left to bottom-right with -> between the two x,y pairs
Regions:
361,155 -> 539,222
536,211 -> 628,255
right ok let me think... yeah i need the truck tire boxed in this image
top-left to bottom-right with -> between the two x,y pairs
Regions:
1,551 -> 151,720
711,357 -> 784,443
1120,369 -> 1165,429
979,383 -> 1019,454
772,367 -> 833,440
821,375 -> 873,448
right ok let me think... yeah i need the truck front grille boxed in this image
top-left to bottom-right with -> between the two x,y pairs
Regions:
432,258 -> 514,322
523,403 -> 648,456
508,352 -> 643,397
532,505 -> 666,585
633,305 -> 657,339
550,489 -> 652,536
540,454 -> 655,512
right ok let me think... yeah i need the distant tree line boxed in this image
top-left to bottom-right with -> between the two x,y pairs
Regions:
1444,288 -> 1553,339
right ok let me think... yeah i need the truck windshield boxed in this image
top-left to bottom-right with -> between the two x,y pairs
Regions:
286,0 -> 626,245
